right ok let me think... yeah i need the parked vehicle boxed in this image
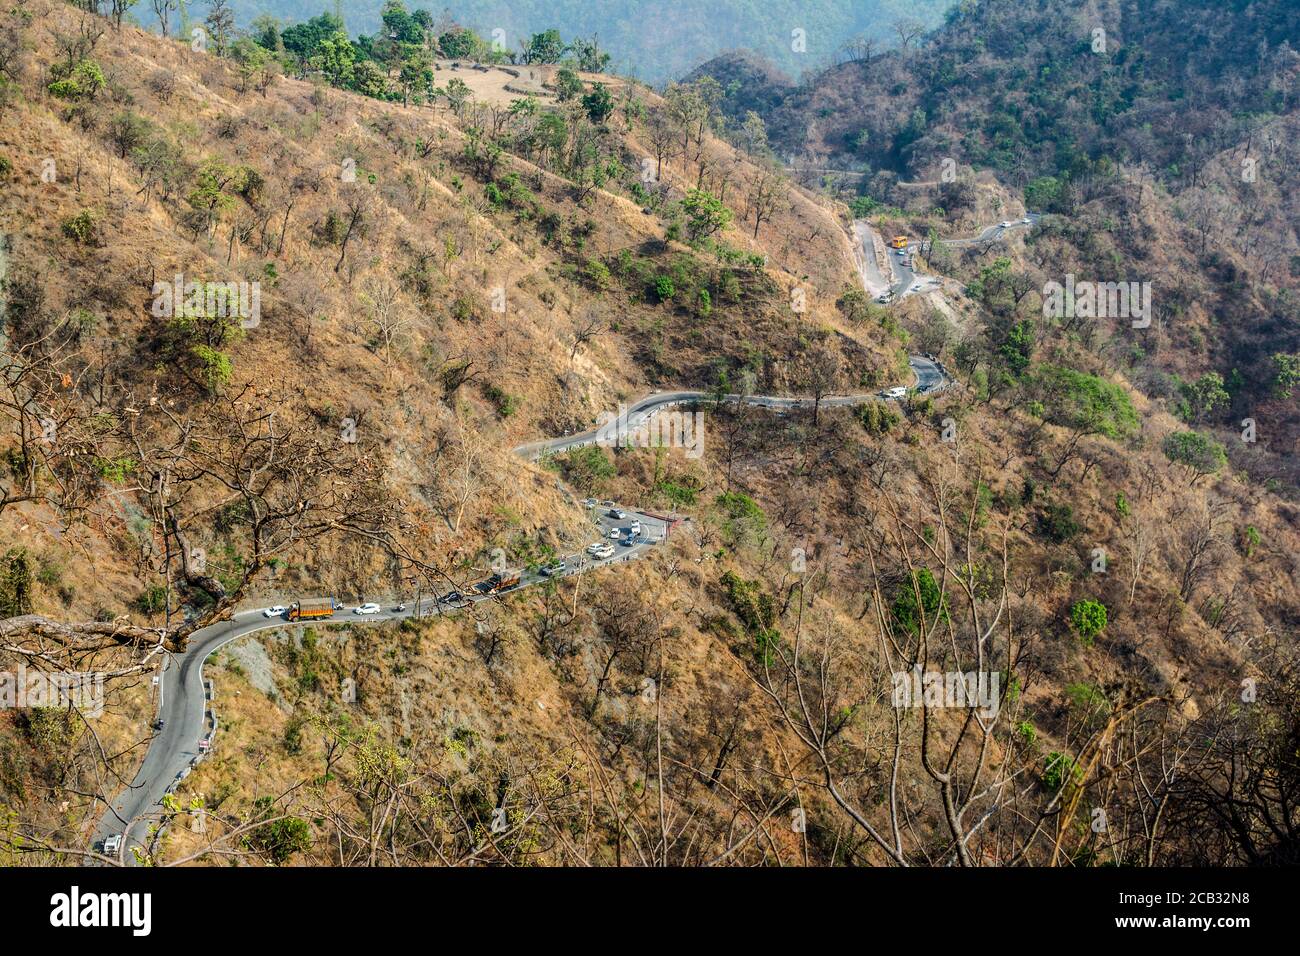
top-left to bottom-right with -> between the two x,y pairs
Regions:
592,544 -> 615,559
885,386 -> 908,399
540,561 -> 566,577
474,570 -> 521,594
103,834 -> 122,855
289,598 -> 336,622
607,508 -> 627,519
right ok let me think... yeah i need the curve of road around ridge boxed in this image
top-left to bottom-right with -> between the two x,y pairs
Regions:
90,504 -> 672,864
91,212 -> 1042,863
92,358 -> 952,865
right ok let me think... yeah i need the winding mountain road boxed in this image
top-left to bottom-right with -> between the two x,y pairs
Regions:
89,216 -> 985,863
862,213 -> 1042,302
91,505 -> 670,862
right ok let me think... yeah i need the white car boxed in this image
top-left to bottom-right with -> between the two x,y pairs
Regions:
1000,220 -> 1013,228
592,544 -> 616,559
103,834 -> 122,855
585,542 -> 605,555
263,605 -> 286,618
607,508 -> 627,519
629,520 -> 641,535
1021,216 -> 1032,224
354,603 -> 381,615
540,561 -> 566,577
607,528 -> 622,539
583,498 -> 597,507
885,386 -> 908,400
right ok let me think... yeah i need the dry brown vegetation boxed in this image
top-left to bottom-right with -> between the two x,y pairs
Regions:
1,0 -> 1297,867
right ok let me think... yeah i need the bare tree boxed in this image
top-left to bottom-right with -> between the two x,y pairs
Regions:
151,0 -> 178,37
892,16 -> 926,50
746,162 -> 789,240
570,309 -> 605,362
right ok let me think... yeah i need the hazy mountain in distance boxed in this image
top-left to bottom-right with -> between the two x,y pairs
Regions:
227,0 -> 957,81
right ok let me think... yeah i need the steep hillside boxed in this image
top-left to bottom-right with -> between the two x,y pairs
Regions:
1,0 -> 1298,869
699,0 -> 1300,487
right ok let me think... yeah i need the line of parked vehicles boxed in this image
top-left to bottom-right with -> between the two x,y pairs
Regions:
256,506 -> 645,623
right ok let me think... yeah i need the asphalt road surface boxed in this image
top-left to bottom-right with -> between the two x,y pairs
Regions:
516,354 -> 951,462
858,214 -> 1043,302
91,505 -> 670,863
91,231 -> 967,862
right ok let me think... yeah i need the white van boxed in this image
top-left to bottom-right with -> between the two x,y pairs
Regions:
885,387 -> 908,400
103,833 -> 122,854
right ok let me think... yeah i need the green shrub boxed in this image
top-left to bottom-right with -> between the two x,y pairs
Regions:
585,259 -> 611,291
1037,503 -> 1079,543
190,345 -> 234,393
0,547 -> 35,616
856,401 -> 899,435
483,384 -> 520,418
61,210 -> 100,246
720,570 -> 780,666
653,275 -> 676,302
1043,751 -> 1081,792
552,445 -> 615,489
47,59 -> 105,101
891,568 -> 948,637
1069,599 -> 1108,645
134,585 -> 169,615
1162,430 -> 1227,481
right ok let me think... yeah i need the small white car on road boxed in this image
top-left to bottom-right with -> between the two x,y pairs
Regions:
263,605 -> 286,618
540,561 -> 566,577
1000,220 -> 1013,228
885,386 -> 908,399
607,528 -> 622,539
354,603 -> 381,615
103,834 -> 122,855
592,544 -> 616,559
1021,216 -> 1032,224
607,508 -> 627,519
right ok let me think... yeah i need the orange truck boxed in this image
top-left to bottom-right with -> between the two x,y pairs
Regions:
288,598 -> 336,621
474,570 -> 521,595
890,235 -> 909,249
